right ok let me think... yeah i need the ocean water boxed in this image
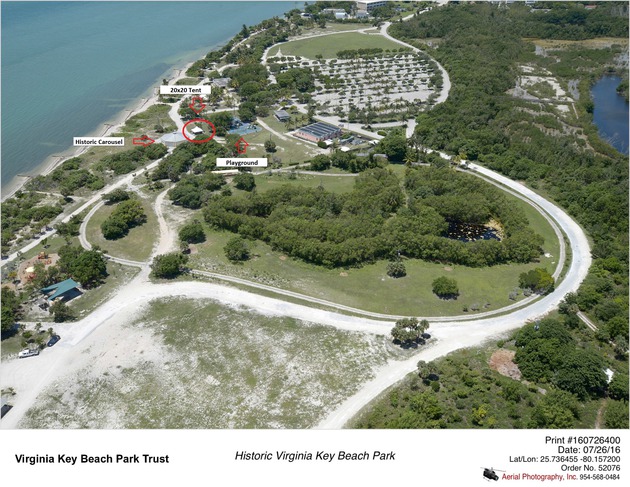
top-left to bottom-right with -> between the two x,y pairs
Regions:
1,1 -> 293,191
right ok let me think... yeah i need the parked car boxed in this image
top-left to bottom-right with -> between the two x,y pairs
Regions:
18,348 -> 39,359
47,335 -> 61,347
1,398 -> 12,418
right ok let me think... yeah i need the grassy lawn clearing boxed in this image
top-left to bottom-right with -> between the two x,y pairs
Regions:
85,198 -> 158,262
20,298 -> 405,428
111,103 -> 176,138
251,172 -> 355,194
242,126 -> 318,165
268,32 -> 403,59
188,168 -> 561,317
69,263 -> 140,320
189,226 -> 551,317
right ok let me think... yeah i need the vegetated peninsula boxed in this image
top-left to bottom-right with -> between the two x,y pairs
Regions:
1,1 -> 627,430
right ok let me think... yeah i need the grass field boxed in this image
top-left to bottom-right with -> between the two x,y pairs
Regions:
20,298 -> 406,428
85,198 -> 158,262
69,263 -> 140,320
112,104 -> 176,138
188,168 -> 560,317
190,227 -> 548,316
252,172 -> 356,194
268,32 -> 403,59
67,104 -> 175,177
526,37 -> 629,50
242,124 -> 319,165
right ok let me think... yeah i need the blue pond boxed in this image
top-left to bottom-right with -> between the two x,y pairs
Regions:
446,222 -> 500,242
591,75 -> 629,155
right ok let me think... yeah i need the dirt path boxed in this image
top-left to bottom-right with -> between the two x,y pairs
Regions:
594,399 -> 607,429
152,189 -> 177,257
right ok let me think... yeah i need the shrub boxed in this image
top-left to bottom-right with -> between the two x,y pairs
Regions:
178,221 -> 205,244
264,140 -> 277,153
102,189 -> 131,204
224,236 -> 250,262
101,200 -> 146,240
233,172 -> 256,191
386,260 -> 406,278
432,276 -> 459,299
151,253 -> 189,279
519,268 -> 554,294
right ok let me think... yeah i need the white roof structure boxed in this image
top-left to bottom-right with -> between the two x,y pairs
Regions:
191,126 -> 204,134
160,131 -> 186,145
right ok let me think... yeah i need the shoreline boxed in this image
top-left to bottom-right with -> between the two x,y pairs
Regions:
0,61 -> 194,202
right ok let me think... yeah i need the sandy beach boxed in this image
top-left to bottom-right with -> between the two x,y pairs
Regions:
0,62 -> 194,202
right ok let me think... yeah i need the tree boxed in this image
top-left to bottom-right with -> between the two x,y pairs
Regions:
378,130 -> 407,162
554,349 -> 607,400
233,172 -> 256,191
416,358 -> 438,382
208,112 -> 233,136
179,221 -> 206,244
101,199 -> 147,240
102,189 -> 131,204
264,140 -> 277,153
608,373 -> 629,401
224,236 -> 250,262
604,400 -> 629,429
1,287 -> 21,332
614,336 -> 628,358
391,317 -> 425,345
50,300 -> 75,323
432,276 -> 459,299
151,253 -> 189,279
72,250 -> 108,288
386,260 -> 406,278
238,102 -> 257,122
529,390 -> 580,429
310,155 -> 331,171
519,268 -> 555,294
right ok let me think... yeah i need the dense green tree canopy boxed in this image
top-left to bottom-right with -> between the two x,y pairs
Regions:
390,1 -> 628,338
1,287 -> 21,332
233,173 -> 256,191
179,221 -> 206,244
151,253 -> 189,279
203,167 -> 543,269
101,200 -> 147,240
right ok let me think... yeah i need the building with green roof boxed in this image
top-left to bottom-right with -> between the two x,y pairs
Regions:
40,278 -> 81,302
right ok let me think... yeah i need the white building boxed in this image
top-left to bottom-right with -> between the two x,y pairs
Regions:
356,0 -> 388,12
160,131 -> 186,147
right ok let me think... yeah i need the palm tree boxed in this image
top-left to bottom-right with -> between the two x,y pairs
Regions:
404,149 -> 416,167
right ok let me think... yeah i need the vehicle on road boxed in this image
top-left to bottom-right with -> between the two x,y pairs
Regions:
18,348 -> 39,359
1,398 -> 12,418
47,335 -> 61,347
